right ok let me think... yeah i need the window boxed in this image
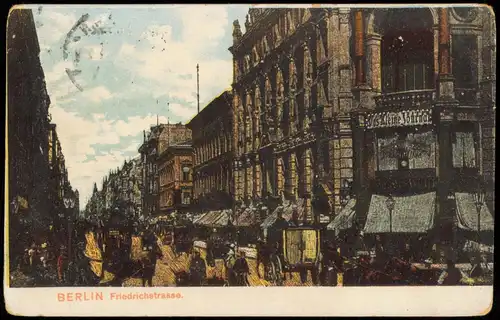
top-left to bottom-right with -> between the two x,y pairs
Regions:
452,130 -> 477,168
381,28 -> 433,93
375,128 -> 436,171
182,191 -> 191,205
182,165 -> 191,181
452,35 -> 478,104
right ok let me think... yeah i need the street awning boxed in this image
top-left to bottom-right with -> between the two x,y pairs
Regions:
260,206 -> 284,229
213,209 -> 232,227
363,192 -> 436,234
260,198 -> 306,229
194,210 -> 220,226
326,198 -> 356,231
455,192 -> 494,232
234,207 -> 258,227
195,210 -> 233,227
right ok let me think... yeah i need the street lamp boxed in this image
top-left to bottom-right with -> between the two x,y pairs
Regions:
473,181 -> 485,241
385,194 -> 395,233
63,197 -> 75,261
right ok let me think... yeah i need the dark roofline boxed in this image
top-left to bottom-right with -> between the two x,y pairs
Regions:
186,90 -> 232,128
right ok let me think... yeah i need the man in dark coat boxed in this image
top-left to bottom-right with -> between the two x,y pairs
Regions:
189,250 -> 206,286
232,251 -> 250,286
141,241 -> 162,287
321,240 -> 342,286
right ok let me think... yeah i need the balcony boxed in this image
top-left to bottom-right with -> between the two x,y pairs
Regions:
374,89 -> 435,109
374,88 -> 479,109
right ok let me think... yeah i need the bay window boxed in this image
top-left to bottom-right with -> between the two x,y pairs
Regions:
375,127 -> 436,171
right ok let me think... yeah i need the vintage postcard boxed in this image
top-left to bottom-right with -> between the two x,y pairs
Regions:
4,3 -> 495,316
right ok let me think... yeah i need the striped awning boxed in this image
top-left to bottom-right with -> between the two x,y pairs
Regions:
194,210 -> 220,226
363,192 -> 436,234
455,192 -> 494,232
234,207 -> 259,227
195,210 -> 232,227
326,198 -> 356,231
260,198 -> 306,229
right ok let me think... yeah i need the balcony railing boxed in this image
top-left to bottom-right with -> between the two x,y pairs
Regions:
375,88 -> 479,108
374,89 -> 435,109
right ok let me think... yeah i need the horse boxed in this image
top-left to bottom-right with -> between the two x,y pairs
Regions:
103,240 -> 163,287
256,241 -> 286,284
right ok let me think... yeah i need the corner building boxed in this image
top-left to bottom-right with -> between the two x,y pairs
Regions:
229,7 -> 495,256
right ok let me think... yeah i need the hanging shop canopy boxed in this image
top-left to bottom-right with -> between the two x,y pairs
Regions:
326,199 -> 357,231
194,210 -> 232,228
455,192 -> 494,232
363,192 -> 436,234
234,206 -> 259,227
260,198 -> 306,229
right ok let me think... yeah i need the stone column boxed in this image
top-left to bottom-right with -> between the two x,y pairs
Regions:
354,9 -> 365,86
437,8 -> 455,100
366,33 -> 382,94
352,9 -> 374,110
276,157 -> 285,196
254,154 -> 261,199
289,153 -> 298,199
232,92 -> 240,201
338,8 -> 354,114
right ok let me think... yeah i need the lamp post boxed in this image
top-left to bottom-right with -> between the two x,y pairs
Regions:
64,197 -> 75,261
385,195 -> 395,234
473,181 -> 485,245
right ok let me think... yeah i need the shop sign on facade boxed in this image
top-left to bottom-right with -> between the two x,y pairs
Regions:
365,109 -> 433,129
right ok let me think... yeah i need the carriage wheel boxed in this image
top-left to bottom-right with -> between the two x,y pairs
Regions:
299,269 -> 308,283
311,265 -> 320,286
275,257 -> 284,286
265,261 -> 277,285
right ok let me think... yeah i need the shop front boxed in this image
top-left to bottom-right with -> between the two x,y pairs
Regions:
351,102 -> 493,262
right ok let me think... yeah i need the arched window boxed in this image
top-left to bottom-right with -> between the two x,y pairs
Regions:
380,9 -> 434,93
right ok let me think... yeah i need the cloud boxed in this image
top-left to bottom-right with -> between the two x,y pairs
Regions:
115,6 -> 233,109
33,9 -> 77,50
31,5 -> 249,209
170,103 -> 197,120
49,106 -> 174,203
83,86 -> 113,103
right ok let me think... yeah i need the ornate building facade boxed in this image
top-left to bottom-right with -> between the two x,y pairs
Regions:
157,140 -> 194,216
230,8 -> 350,224
187,91 -> 234,212
139,123 -> 191,218
229,6 -> 495,249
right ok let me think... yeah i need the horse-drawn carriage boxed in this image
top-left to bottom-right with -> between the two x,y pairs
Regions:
259,226 -> 322,286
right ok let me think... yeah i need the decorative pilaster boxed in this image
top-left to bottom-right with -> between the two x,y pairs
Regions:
366,33 -> 382,93
276,157 -> 285,195
288,153 -> 298,199
437,8 -> 456,100
254,154 -> 261,199
304,149 -> 313,223
338,8 -> 354,113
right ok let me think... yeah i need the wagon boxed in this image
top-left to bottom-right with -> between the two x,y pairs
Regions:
264,227 -> 322,286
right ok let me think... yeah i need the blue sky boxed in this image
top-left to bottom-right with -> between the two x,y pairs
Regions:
28,5 -> 251,208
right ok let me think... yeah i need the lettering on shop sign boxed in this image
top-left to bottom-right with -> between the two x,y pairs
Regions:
365,109 -> 433,129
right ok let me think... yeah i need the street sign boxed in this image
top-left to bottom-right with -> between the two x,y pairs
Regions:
365,108 -> 433,129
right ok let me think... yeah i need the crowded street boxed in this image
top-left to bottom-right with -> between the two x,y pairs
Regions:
7,6 -> 495,291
